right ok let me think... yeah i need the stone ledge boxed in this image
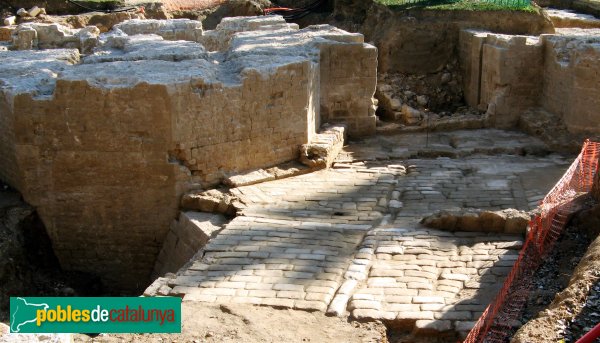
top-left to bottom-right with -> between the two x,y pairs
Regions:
223,161 -> 313,188
421,209 -> 532,234
300,125 -> 346,169
181,188 -> 243,216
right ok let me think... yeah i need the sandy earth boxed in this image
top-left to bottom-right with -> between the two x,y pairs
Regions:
0,302 -> 387,342
512,204 -> 600,343
73,303 -> 387,343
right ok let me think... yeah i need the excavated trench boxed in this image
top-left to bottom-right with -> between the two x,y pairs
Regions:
0,13 -> 378,294
1,1 -> 600,341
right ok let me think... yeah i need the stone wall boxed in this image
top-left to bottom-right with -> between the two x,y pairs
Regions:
460,30 -> 543,128
166,61 -> 318,185
0,93 -> 19,189
319,36 -> 377,135
358,5 -> 554,75
2,57 -> 187,291
540,31 -> 600,134
460,29 -> 600,134
0,17 -> 377,291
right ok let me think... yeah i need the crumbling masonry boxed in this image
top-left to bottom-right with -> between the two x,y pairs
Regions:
0,16 -> 377,290
460,28 -> 600,133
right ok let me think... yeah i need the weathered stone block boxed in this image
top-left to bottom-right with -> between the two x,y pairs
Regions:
181,189 -> 239,216
153,211 -> 226,277
300,125 -> 346,169
402,104 -> 422,126
3,16 -> 15,27
421,209 -> 530,233
0,16 -> 378,291
414,319 -> 452,332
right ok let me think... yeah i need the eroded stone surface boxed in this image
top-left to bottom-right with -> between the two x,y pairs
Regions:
0,16 -> 377,290
421,209 -> 532,234
11,23 -> 100,52
460,28 -> 600,135
159,130 -> 571,338
113,18 -> 203,42
83,34 -> 208,63
153,212 -> 227,277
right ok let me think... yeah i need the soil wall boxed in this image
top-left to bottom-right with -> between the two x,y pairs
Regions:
335,2 -> 554,75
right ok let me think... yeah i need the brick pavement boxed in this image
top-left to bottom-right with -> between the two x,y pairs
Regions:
168,167 -> 404,311
162,130 -> 572,337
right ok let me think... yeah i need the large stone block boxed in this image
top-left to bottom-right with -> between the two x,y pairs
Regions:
153,212 -> 227,277
0,16 -> 377,291
460,28 -> 600,134
541,33 -> 600,134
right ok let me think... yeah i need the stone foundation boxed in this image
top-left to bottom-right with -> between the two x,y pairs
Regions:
0,16 -> 377,291
540,29 -> 600,134
460,28 -> 600,134
459,30 -> 543,128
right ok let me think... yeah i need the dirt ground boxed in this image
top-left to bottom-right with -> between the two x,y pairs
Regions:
513,219 -> 596,338
512,203 -> 600,343
74,303 -> 387,343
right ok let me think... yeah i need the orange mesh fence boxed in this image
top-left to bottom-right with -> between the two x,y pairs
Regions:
161,0 -> 226,11
464,140 -> 600,343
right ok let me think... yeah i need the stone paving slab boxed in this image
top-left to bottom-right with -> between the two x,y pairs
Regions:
162,130 -> 573,338
391,155 -> 571,227
336,129 -> 551,162
168,167 -> 404,310
347,227 -> 522,335
230,168 -> 404,224
169,217 -> 369,311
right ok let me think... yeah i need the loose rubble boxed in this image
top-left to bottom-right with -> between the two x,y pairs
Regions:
565,279 -> 600,341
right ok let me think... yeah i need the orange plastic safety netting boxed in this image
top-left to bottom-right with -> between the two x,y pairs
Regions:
463,140 -> 600,343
